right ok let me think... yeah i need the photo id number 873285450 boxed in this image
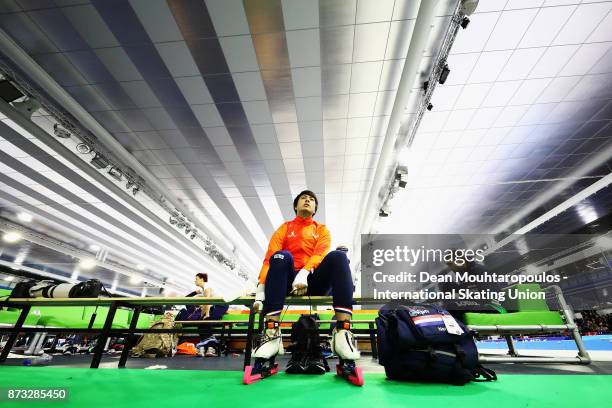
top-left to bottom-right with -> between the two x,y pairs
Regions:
1,388 -> 69,401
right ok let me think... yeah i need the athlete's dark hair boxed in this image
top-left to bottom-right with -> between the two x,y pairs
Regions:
195,273 -> 208,282
293,190 -> 318,215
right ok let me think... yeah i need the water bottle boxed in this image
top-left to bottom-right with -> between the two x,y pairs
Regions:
23,353 -> 53,366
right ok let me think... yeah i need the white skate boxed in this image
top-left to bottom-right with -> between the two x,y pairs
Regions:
331,321 -> 364,386
244,320 -> 284,384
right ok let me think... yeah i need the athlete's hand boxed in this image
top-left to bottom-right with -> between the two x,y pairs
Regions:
291,269 -> 310,296
253,284 -> 265,312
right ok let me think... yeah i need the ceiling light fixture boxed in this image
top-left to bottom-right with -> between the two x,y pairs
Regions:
79,258 -> 97,270
2,231 -> 22,243
17,212 -> 33,223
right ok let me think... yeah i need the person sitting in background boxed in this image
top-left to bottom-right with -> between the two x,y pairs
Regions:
183,273 -> 228,357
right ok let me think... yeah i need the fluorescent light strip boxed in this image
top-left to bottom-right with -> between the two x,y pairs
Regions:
0,118 -> 240,279
492,172 -> 612,252
0,104 -> 246,290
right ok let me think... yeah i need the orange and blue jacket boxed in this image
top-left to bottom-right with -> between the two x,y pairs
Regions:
258,216 -> 331,284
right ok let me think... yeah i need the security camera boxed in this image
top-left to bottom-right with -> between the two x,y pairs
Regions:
439,65 -> 450,85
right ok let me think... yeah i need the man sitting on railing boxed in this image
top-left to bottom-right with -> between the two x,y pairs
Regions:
251,190 -> 360,374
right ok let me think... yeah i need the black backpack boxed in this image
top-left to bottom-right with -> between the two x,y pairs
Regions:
376,303 -> 496,385
289,314 -> 329,370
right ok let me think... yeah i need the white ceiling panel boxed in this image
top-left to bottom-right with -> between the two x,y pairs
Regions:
469,51 -> 513,83
298,121 -> 323,141
347,117 -> 373,138
443,109 -> 476,131
292,67 -> 322,97
455,83 -> 493,109
155,41 -> 200,77
350,61 -> 384,93
484,9 -> 539,51
505,0 -> 545,10
497,47 -> 546,81
559,42 -> 612,76
94,47 -> 143,81
493,105 -> 530,127
518,5 -> 575,48
552,2 -> 612,45
286,29 -> 321,67
130,0 -> 184,42
233,71 -> 268,101
243,100 -> 274,124
528,44 -> 580,78
251,124 -> 278,144
587,8 -> 612,42
323,119 -> 348,139
469,107 -> 504,129
174,76 -> 214,105
357,0 -> 395,23
62,4 -> 120,48
219,35 -> 261,72
279,142 -> 303,159
323,94 -> 349,119
295,97 -> 323,121
509,78 -> 553,105
518,102 -> 558,125
482,80 -> 522,107
275,122 -> 300,142
353,22 -> 390,62
191,104 -> 224,128
206,127 -> 233,146
281,0 -> 319,30
205,0 -> 251,36
120,81 -> 161,108
348,92 -> 378,117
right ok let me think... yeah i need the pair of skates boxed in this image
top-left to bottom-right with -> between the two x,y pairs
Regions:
243,320 -> 364,386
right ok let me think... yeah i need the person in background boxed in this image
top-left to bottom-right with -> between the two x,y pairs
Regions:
185,273 -> 228,357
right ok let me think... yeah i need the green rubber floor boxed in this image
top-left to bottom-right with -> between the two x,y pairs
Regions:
1,367 -> 610,408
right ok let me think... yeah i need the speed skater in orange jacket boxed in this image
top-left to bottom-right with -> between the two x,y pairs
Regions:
255,190 -> 354,318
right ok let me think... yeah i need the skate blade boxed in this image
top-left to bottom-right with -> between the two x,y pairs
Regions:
335,364 -> 365,386
243,364 -> 279,385
243,365 -> 261,385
